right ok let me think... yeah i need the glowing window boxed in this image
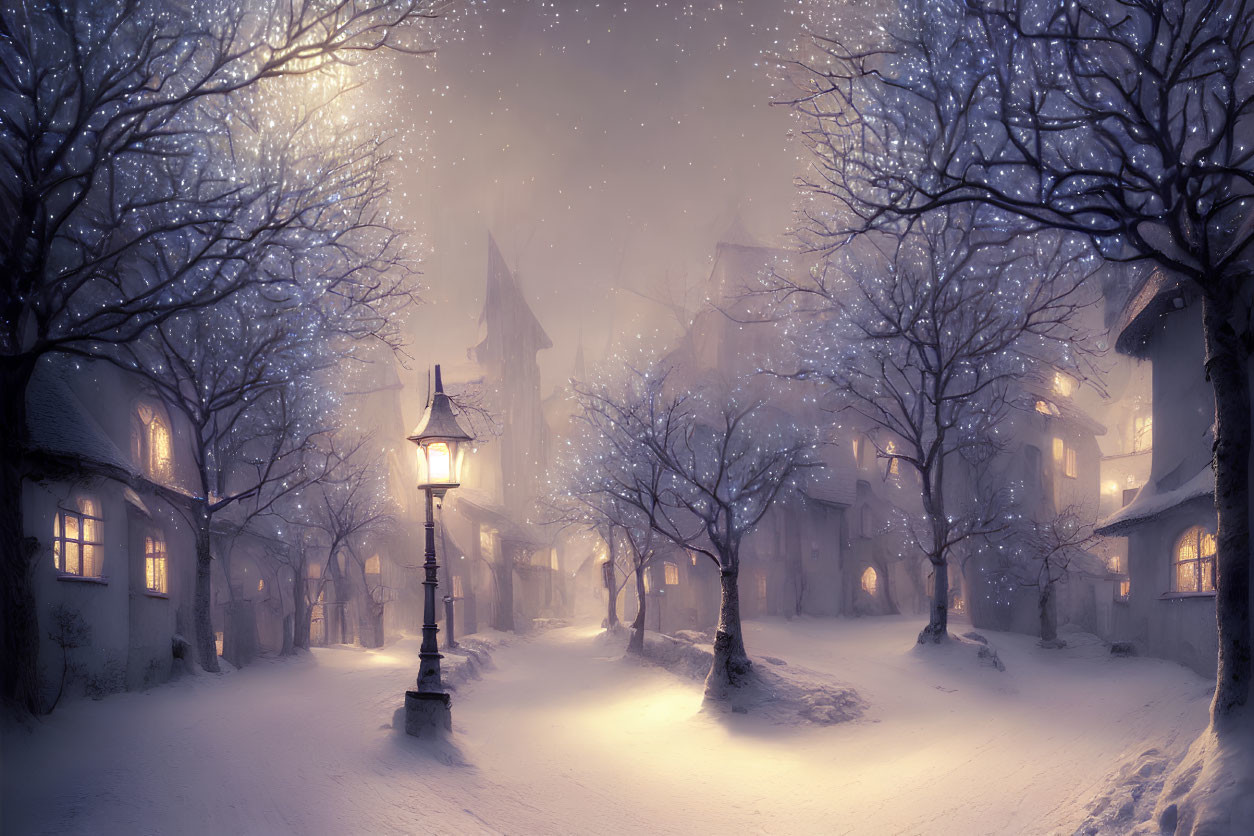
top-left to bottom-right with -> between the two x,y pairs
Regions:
550,548 -> 559,571
1174,527 -> 1216,593
257,578 -> 265,592
1064,447 -> 1078,479
1052,438 -> 1065,461
756,572 -> 767,601
215,631 -> 224,657
1053,372 -> 1075,398
861,566 -> 879,596
144,533 -> 167,593
53,496 -> 103,578
664,562 -> 679,585
1132,415 -> 1153,453
885,440 -> 900,477
365,554 -> 381,575
134,404 -> 172,481
479,527 -> 497,559
1117,579 -> 1130,601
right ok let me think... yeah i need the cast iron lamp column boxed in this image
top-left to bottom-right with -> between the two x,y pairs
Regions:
404,364 -> 472,736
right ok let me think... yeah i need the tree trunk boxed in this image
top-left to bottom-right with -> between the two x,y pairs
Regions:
627,563 -> 646,655
292,554 -> 309,651
325,548 -> 352,644
193,505 -> 220,672
918,557 -> 948,643
0,355 -> 40,713
493,544 -> 515,632
1039,580 -> 1058,643
704,565 -> 752,700
605,534 -> 619,629
1202,294 -> 1252,730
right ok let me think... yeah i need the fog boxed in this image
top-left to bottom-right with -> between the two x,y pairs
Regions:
394,0 -> 803,387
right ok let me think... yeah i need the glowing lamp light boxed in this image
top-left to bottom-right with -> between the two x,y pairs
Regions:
408,364 -> 473,494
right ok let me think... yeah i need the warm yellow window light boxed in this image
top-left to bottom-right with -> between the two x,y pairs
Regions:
1065,447 -> 1078,478
1174,526 -> 1217,593
1052,438 -> 1065,460
145,533 -> 168,593
53,495 -> 103,577
664,562 -> 679,585
365,554 -> 381,575
861,566 -> 879,596
1053,372 -> 1075,398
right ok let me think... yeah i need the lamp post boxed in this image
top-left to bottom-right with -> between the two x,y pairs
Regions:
404,364 -> 472,736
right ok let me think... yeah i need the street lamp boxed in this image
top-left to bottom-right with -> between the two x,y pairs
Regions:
404,364 -> 472,736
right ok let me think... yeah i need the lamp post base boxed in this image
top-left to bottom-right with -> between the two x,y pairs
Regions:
404,690 -> 452,737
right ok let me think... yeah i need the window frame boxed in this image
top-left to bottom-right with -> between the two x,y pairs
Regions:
144,531 -> 168,594
1172,525 -> 1216,594
53,495 -> 105,579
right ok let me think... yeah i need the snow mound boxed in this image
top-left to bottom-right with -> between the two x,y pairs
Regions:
1149,718 -> 1254,836
912,632 -> 1007,672
1076,747 -> 1174,835
640,631 -> 866,726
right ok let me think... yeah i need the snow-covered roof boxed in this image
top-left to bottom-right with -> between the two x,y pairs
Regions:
1095,465 -> 1214,536
26,360 -> 135,477
801,442 -> 858,508
1113,269 -> 1189,359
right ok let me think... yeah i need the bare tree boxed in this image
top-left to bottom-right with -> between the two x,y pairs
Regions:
789,0 -> 1253,732
773,209 -> 1095,642
1000,505 -> 1099,648
0,0 -> 440,712
569,364 -> 816,700
302,436 -> 393,649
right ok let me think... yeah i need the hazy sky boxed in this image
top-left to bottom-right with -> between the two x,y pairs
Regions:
392,0 -> 808,391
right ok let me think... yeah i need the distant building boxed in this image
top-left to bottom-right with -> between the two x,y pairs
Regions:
1096,271 -> 1218,676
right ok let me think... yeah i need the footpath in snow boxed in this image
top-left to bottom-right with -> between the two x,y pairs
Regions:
2,616 -> 1212,835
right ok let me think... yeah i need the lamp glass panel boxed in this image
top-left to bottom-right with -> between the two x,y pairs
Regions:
427,441 -> 451,483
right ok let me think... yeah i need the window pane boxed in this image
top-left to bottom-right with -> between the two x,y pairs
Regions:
1178,532 -> 1198,562
1201,533 -> 1217,558
82,517 -> 100,544
1177,560 -> 1198,592
1201,558 -> 1215,593
146,557 -> 156,590
77,497 -> 98,517
53,539 -> 62,572
65,542 -> 81,576
83,544 -> 99,577
64,515 -> 79,541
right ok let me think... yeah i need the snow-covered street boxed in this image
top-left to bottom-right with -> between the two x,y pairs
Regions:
3,617 -> 1212,835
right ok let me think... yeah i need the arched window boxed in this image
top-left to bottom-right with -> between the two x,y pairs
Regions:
861,566 -> 879,596
133,403 -> 172,481
144,532 -> 167,593
1174,526 -> 1216,593
53,495 -> 103,577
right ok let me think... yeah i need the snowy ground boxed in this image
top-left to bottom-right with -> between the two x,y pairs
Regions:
3,616 -> 1213,835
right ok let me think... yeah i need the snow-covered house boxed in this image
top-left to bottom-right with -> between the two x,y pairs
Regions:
24,356 -> 197,704
1095,271 -> 1218,676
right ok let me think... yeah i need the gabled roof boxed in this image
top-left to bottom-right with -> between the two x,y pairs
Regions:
26,359 -> 135,477
471,233 -> 553,370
